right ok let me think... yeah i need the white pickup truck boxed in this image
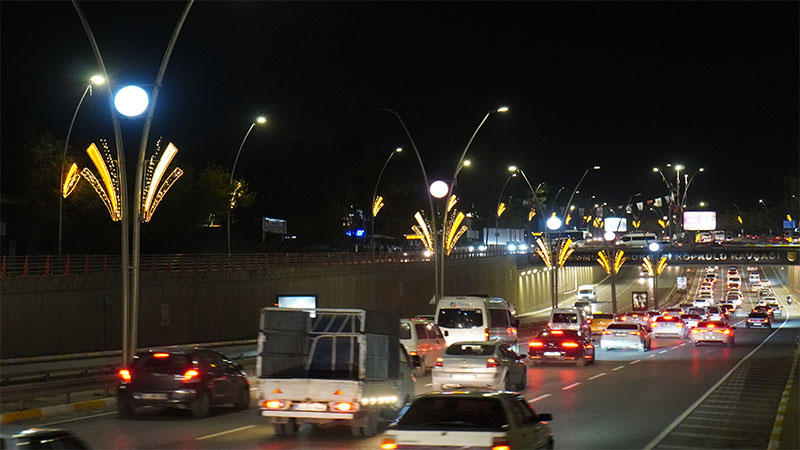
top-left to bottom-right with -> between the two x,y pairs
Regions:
257,308 -> 417,437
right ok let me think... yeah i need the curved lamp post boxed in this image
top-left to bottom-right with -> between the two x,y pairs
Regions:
495,171 -> 517,246
439,106 -> 508,297
227,116 -> 267,256
562,166 -> 600,221
371,147 -> 402,251
380,108 -> 440,303
58,74 -> 105,255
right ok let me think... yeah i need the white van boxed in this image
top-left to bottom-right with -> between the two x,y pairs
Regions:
435,296 -> 518,350
577,285 -> 597,302
619,233 -> 659,248
400,318 -> 447,375
548,308 -> 590,337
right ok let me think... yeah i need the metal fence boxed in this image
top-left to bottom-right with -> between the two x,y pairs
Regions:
0,248 -> 509,279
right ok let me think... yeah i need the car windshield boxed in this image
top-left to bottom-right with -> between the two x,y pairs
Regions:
445,343 -> 496,356
396,397 -> 508,431
437,308 -> 483,329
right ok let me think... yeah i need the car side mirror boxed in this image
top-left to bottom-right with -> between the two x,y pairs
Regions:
537,413 -> 552,422
443,330 -> 449,337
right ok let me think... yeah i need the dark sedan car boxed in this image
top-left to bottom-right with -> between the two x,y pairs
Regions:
117,348 -> 250,418
752,305 -> 774,319
528,329 -> 595,366
746,312 -> 772,329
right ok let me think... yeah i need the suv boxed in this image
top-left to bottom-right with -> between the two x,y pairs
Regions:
400,318 -> 447,375
549,308 -> 591,336
117,348 -> 251,418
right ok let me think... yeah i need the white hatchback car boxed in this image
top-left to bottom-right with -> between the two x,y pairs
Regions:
432,341 -> 527,391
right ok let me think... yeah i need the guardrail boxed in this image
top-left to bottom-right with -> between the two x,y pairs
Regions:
0,375 -> 118,410
0,249 -> 509,279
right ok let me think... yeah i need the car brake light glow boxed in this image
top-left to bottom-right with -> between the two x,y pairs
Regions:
153,352 -> 170,358
182,369 -> 200,382
484,328 -> 490,340
434,358 -> 443,367
602,331 -> 612,335
629,331 -> 640,335
722,329 -> 730,334
119,369 -> 131,382
263,400 -> 288,409
562,342 -> 579,348
529,341 -> 545,347
486,358 -> 500,368
492,436 -> 511,450
408,351 -> 417,356
677,323 -> 683,327
381,439 -> 398,450
550,330 -> 564,335
331,401 -> 359,412
706,324 -> 715,328
620,316 -> 627,321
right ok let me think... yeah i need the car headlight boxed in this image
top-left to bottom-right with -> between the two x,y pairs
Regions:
507,244 -> 517,252
468,246 -> 475,252
479,245 -> 487,251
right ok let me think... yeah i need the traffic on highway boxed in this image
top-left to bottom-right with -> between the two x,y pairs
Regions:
5,265 -> 797,449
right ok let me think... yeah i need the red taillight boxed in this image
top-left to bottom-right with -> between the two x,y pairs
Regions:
434,358 -> 443,367
706,324 -> 715,328
331,401 -> 359,412
722,329 -> 731,334
652,323 -> 658,328
484,328 -> 490,340
408,351 -> 418,356
550,330 -> 564,335
183,369 -> 200,382
486,358 -> 500,368
629,331 -> 640,336
620,316 -> 627,321
492,437 -> 511,450
529,341 -> 545,347
119,368 -> 131,382
562,342 -> 579,348
677,323 -> 683,327
602,331 -> 612,335
262,400 -> 288,409
381,439 -> 398,450
586,319 -> 593,324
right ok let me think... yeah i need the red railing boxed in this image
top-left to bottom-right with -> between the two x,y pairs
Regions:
0,248 -> 509,279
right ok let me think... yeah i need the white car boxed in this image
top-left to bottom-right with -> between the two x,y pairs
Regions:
381,391 -> 554,450
432,341 -> 527,391
761,279 -> 772,288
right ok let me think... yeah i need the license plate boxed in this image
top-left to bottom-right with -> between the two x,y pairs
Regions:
139,393 -> 168,400
615,333 -> 628,337
452,374 -> 476,380
294,402 -> 327,411
544,352 -> 561,357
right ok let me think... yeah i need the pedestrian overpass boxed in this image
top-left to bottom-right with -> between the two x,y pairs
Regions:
551,246 -> 800,267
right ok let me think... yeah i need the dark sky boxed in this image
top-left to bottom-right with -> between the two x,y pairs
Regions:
2,1 -> 798,230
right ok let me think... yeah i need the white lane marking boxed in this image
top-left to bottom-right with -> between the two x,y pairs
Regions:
643,307 -> 790,450
588,372 -> 607,380
612,365 -> 625,371
528,394 -> 551,403
671,345 -> 680,349
660,350 -> 669,354
680,343 -> 687,347
630,360 -> 642,365
424,383 -> 433,387
37,411 -> 117,426
704,350 -> 714,354
562,382 -> 581,391
196,425 -> 257,441
648,354 -> 656,358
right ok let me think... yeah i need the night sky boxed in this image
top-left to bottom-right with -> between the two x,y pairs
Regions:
2,2 -> 798,240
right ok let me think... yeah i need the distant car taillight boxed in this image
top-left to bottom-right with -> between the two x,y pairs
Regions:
602,331 -> 612,335
262,400 -> 289,410
380,438 -> 398,450
629,331 -> 641,336
331,401 -> 359,412
119,368 -> 131,382
561,342 -> 579,348
529,341 -> 545,347
182,369 -> 200,382
434,358 -> 443,367
486,358 -> 500,368
491,436 -> 511,450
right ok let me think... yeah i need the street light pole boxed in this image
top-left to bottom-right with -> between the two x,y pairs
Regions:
495,172 -> 517,247
562,166 -> 600,219
59,76 -> 105,255
371,147 -> 402,252
732,202 -> 744,236
759,199 -> 771,234
381,108 -> 440,303
228,117 -> 266,256
440,106 -> 508,297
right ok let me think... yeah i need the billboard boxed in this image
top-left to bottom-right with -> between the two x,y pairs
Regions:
262,217 -> 287,234
683,211 -> 716,231
604,217 -> 627,233
783,220 -> 796,229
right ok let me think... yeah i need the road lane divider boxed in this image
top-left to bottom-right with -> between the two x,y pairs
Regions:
612,365 -> 625,371
630,360 -> 641,365
196,425 -> 257,441
588,373 -> 607,380
561,382 -> 581,391
648,354 -> 656,358
767,340 -> 800,449
659,350 -> 669,354
528,394 -> 551,403
671,345 -> 680,349
1,397 -> 116,425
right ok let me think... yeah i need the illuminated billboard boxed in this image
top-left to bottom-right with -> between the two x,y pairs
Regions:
604,217 -> 627,233
683,211 -> 716,231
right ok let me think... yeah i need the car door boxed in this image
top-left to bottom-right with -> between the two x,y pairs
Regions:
202,351 -> 232,402
499,345 -> 523,385
511,396 -> 551,448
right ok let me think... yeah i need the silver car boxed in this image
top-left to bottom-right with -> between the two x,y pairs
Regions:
680,313 -> 703,329
651,316 -> 687,339
600,322 -> 651,351
432,341 -> 527,391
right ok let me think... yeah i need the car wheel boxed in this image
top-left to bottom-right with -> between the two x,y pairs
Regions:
235,386 -> 250,410
746,324 -> 751,329
191,392 -> 211,418
117,401 -> 134,418
282,419 -> 298,435
576,354 -> 586,367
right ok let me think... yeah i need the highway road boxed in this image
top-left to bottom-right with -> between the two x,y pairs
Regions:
8,265 -> 799,449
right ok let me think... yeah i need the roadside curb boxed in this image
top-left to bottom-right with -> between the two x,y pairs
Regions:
1,397 -> 116,425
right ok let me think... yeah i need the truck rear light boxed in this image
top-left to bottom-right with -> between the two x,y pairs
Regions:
602,331 -> 612,335
529,341 -> 545,347
561,342 -> 579,348
486,358 -> 500,368
331,401 -> 359,412
629,331 -> 640,335
408,351 -> 418,356
381,438 -> 398,450
484,328 -> 490,340
262,400 -> 289,410
153,352 -> 170,358
118,369 -> 131,382
550,330 -> 563,335
434,358 -> 443,367
492,436 -> 511,450
182,369 -> 200,382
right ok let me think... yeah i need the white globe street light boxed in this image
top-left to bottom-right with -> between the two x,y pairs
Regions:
546,215 -> 563,231
648,242 -> 661,252
429,180 -> 449,199
604,231 -> 616,242
114,85 -> 149,117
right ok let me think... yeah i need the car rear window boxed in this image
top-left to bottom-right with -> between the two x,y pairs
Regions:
445,343 -> 495,356
415,323 -> 430,339
396,397 -> 508,431
592,313 -> 614,319
707,307 -> 720,313
437,308 -> 484,329
655,317 -> 677,322
749,312 -> 768,318
697,321 -> 726,328
681,314 -> 702,320
400,322 -> 412,340
131,353 -> 191,371
551,313 -> 578,323
488,309 -> 510,327
607,324 -> 638,330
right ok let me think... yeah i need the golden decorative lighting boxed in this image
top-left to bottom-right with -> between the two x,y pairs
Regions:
445,211 -> 467,256
528,207 -> 537,222
62,163 -> 81,198
446,194 -> 458,213
373,195 -> 384,217
536,237 -> 552,268
597,249 -> 626,275
557,238 -> 574,268
83,141 -> 121,221
497,202 -> 506,218
412,211 -> 434,252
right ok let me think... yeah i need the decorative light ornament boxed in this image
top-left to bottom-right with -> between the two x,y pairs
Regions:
114,85 -> 149,117
429,180 -> 449,199
546,215 -> 563,230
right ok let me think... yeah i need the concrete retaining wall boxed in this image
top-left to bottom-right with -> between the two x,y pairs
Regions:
1,256 -> 606,358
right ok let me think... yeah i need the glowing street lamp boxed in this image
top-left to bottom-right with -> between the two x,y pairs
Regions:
114,86 -> 149,117
546,215 -> 563,231
58,74 -> 106,255
228,116 -> 268,256
429,180 -> 449,199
